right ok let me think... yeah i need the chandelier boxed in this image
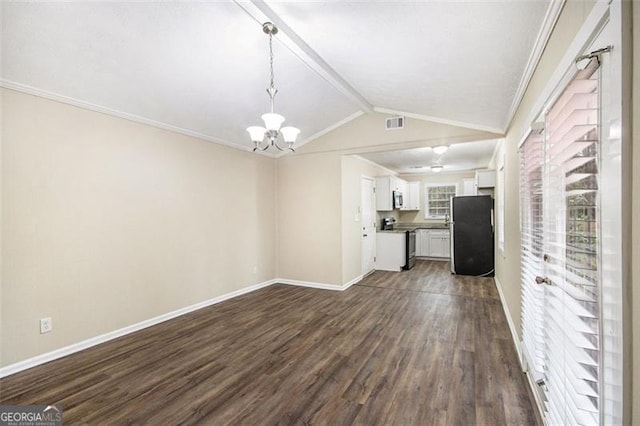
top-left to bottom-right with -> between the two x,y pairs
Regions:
247,22 -> 300,152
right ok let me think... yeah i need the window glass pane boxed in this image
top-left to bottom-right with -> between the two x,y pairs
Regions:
424,184 -> 456,218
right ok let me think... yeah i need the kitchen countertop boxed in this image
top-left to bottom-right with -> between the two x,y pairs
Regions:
397,224 -> 449,230
378,226 -> 450,233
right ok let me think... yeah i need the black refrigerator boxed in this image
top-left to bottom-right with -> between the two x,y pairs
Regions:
450,195 -> 494,277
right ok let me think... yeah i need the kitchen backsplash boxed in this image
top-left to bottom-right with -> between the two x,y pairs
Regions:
398,210 -> 447,225
376,210 -> 399,229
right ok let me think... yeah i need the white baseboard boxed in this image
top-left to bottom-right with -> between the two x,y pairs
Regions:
276,274 -> 362,292
0,275 -> 364,379
524,366 -> 547,423
494,277 -> 546,422
343,274 -> 364,289
493,276 -> 523,366
0,278 -> 277,379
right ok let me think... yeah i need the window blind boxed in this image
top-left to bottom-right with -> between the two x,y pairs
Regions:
519,131 -> 546,380
520,58 -> 602,425
543,59 -> 600,426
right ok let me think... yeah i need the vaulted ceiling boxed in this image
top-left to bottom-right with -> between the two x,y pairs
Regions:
1,1 -> 551,154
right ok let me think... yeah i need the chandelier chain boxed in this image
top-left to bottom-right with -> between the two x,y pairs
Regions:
269,33 -> 275,94
247,22 -> 297,153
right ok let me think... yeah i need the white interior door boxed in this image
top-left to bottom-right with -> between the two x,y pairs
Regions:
361,176 -> 376,275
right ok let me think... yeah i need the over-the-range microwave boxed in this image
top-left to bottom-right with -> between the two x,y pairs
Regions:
393,190 -> 403,209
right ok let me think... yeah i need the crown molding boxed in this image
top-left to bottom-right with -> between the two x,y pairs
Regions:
502,0 -> 566,132
0,81 -> 363,160
350,154 -> 398,176
521,0 -> 610,138
0,80 -> 279,158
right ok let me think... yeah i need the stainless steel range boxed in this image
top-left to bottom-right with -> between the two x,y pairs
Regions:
404,229 -> 416,270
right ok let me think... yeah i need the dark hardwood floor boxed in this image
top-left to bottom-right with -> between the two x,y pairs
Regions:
0,260 -> 539,425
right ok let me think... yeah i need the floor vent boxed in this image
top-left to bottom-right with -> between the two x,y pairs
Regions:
385,116 -> 405,130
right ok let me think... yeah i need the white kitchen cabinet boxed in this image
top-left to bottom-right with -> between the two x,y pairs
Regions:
375,175 -> 406,211
475,170 -> 496,189
463,179 -> 477,196
416,229 -> 450,259
416,229 -> 430,256
376,232 -> 406,271
375,176 -> 393,211
396,178 -> 407,196
428,231 -> 450,258
401,181 -> 420,210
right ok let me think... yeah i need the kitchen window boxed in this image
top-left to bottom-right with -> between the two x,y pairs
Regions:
424,184 -> 456,219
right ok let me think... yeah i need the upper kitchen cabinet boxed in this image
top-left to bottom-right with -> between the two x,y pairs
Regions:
475,170 -> 496,189
396,177 -> 407,195
463,178 -> 477,196
375,175 -> 406,211
401,181 -> 420,211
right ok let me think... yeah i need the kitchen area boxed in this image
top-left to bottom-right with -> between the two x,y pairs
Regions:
372,169 -> 496,276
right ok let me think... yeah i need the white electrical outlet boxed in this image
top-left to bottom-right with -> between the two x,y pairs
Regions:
40,317 -> 53,334
252,266 -> 257,274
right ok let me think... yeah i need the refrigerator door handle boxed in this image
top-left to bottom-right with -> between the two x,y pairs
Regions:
450,222 -> 455,273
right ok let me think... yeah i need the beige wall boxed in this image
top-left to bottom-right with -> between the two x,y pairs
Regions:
398,171 -> 477,224
1,89 -> 277,366
495,0 -> 596,341
340,156 -> 392,284
632,1 -> 639,422
276,152 -> 342,285
278,113 -> 499,286
1,88 -> 498,367
297,112 -> 501,155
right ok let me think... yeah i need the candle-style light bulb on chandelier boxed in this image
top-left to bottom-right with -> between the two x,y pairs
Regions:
247,22 -> 299,152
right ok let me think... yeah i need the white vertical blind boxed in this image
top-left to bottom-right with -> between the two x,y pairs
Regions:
543,60 -> 600,426
519,131 -> 546,380
520,58 -> 603,425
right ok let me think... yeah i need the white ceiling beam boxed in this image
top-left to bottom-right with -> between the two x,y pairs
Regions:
233,0 -> 374,113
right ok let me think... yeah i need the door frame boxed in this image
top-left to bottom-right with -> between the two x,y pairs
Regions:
360,175 -> 376,276
516,1 -> 629,422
